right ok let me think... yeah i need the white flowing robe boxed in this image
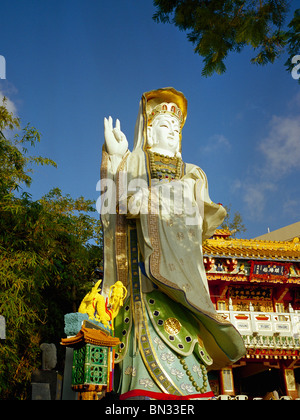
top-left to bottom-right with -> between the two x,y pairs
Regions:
100,95 -> 246,369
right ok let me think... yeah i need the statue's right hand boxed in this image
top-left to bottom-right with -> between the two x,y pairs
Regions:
104,116 -> 128,156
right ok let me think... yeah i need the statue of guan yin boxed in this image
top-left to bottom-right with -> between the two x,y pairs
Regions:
100,88 -> 246,400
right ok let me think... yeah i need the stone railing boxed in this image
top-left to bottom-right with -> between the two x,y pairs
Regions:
216,309 -> 300,349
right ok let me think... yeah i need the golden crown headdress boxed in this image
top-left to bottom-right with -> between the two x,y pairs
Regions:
143,87 -> 187,129
147,102 -> 184,126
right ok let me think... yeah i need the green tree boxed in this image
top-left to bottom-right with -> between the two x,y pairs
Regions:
220,204 -> 247,238
0,97 -> 102,399
0,98 -> 58,193
153,1 -> 299,78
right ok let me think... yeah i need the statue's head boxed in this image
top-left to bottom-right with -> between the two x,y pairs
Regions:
143,88 -> 187,157
147,103 -> 181,156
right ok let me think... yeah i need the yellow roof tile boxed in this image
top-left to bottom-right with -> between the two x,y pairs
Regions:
203,236 -> 300,261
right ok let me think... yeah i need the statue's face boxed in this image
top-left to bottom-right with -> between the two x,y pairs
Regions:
150,114 -> 180,155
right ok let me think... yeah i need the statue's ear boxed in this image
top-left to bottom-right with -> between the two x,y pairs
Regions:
147,126 -> 153,147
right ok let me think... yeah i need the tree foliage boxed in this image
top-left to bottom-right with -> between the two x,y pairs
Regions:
0,97 -> 102,399
153,0 -> 299,78
220,204 -> 247,238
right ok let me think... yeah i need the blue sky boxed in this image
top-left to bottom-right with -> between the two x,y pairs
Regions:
0,0 -> 299,239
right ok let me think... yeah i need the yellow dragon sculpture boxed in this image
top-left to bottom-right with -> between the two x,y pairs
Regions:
78,279 -> 127,330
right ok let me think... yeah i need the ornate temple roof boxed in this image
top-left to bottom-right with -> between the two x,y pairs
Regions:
203,231 -> 300,262
61,326 -> 120,348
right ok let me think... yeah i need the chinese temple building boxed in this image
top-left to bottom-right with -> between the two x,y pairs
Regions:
204,229 -> 300,400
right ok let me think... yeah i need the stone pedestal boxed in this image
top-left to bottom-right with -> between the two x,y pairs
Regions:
31,370 -> 62,400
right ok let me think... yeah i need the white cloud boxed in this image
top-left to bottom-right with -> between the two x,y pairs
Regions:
243,185 -> 265,220
0,90 -> 17,115
200,133 -> 231,153
0,88 -> 19,141
228,92 -> 300,228
241,181 -> 277,220
282,198 -> 300,218
233,110 -> 300,221
258,114 -> 300,177
288,90 -> 300,109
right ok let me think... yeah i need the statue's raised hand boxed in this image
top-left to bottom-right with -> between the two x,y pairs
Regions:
104,116 -> 128,157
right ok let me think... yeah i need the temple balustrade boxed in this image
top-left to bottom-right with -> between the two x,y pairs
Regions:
217,308 -> 300,353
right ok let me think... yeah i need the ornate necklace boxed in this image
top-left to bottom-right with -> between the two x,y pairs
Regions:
147,150 -> 182,181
